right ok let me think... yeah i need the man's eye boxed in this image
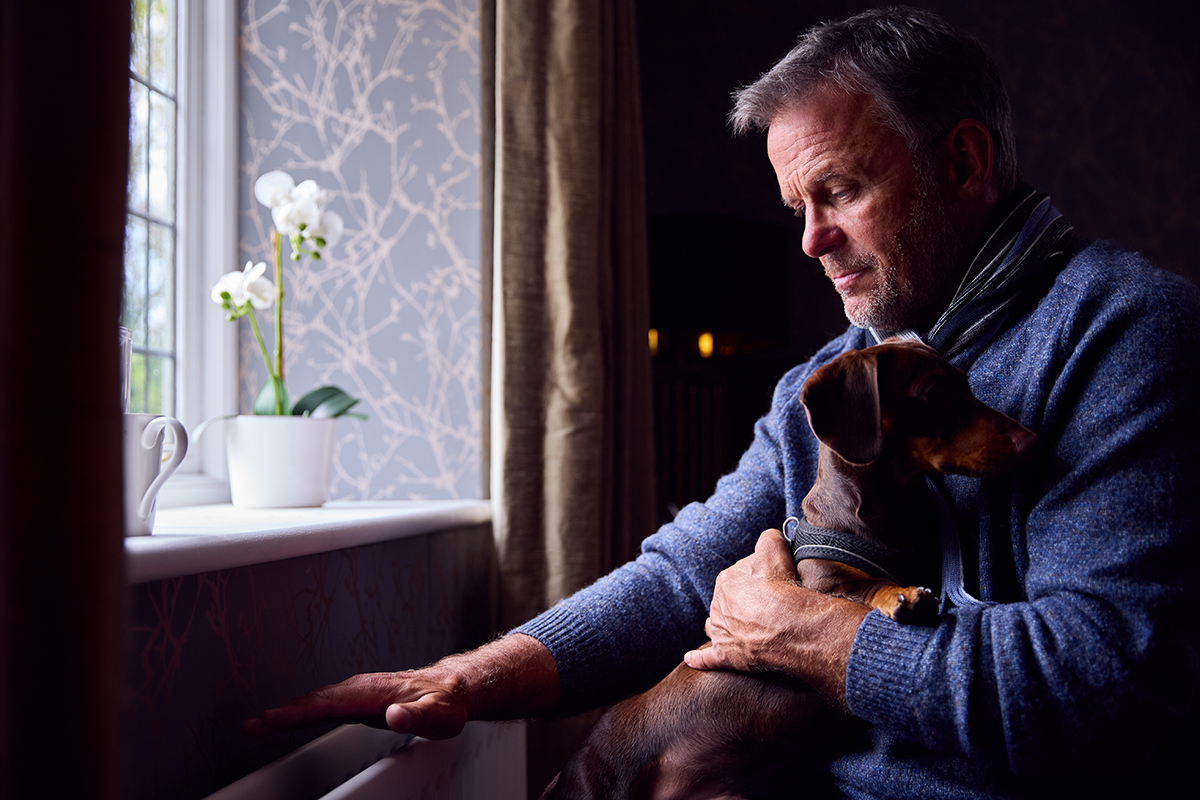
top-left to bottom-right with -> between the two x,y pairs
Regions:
792,205 -> 806,219
830,188 -> 854,203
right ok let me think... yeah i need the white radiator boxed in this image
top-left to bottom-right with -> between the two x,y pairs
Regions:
206,721 -> 526,800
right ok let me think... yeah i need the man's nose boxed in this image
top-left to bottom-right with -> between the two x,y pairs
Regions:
801,208 -> 845,258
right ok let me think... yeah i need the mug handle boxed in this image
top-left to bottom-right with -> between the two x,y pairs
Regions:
138,416 -> 189,520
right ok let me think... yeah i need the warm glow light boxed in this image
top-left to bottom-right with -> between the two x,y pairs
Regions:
698,331 -> 713,358
648,328 -> 659,356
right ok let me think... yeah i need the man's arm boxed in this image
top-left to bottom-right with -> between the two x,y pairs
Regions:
245,331 -> 863,736
512,333 -> 865,715
242,632 -> 560,739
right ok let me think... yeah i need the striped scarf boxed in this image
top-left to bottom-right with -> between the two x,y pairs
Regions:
871,184 -> 1075,364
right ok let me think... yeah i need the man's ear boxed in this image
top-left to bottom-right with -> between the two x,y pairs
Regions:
800,351 -> 882,465
942,118 -> 994,200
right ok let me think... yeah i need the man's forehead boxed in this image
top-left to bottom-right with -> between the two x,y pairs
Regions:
766,90 -> 910,195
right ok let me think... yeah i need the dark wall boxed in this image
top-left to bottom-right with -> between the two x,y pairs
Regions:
123,523 -> 496,800
638,0 -> 1199,360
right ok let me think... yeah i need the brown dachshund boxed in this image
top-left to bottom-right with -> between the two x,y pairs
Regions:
540,340 -> 1037,800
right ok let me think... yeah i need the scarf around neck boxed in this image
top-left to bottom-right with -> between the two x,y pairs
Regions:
871,184 -> 1075,365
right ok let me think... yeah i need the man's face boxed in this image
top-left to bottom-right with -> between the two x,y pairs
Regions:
766,85 -> 971,331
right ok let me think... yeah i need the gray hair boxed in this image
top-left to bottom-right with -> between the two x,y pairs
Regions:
730,6 -> 1020,192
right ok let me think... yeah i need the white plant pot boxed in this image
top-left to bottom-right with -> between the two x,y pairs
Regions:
225,415 -> 338,508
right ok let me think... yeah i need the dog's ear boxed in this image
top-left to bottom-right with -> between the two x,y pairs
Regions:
800,350 -> 882,465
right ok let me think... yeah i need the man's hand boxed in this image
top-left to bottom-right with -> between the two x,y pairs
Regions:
242,633 -> 560,739
683,529 -> 869,708
242,667 -> 470,740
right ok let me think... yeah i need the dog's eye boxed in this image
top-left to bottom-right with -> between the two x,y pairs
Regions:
919,380 -> 951,405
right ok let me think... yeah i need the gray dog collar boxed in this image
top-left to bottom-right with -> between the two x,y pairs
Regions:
781,516 -> 909,586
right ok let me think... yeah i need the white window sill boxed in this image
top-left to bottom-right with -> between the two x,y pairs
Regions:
125,499 -> 493,584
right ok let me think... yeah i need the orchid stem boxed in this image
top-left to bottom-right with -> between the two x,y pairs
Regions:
272,230 -> 285,415
245,306 -> 275,386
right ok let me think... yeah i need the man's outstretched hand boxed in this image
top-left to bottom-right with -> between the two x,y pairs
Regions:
242,633 -> 560,739
242,667 -> 470,740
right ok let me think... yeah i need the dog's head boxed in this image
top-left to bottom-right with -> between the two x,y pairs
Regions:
799,339 -> 1037,476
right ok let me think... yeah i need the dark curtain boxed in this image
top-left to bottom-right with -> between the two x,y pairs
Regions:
0,1 -> 129,798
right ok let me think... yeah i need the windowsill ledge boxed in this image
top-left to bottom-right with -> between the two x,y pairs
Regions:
125,499 -> 493,584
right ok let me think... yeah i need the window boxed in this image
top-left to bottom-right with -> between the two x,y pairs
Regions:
125,0 -> 239,506
122,0 -> 484,506
126,0 -> 178,415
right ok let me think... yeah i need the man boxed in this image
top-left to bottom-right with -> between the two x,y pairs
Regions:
246,7 -> 1200,796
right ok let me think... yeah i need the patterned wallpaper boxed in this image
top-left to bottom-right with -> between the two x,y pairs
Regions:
238,0 -> 482,501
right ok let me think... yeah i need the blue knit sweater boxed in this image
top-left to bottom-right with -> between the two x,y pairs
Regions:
516,240 -> 1200,798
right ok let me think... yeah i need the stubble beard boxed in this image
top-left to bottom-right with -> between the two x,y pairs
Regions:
829,177 -> 974,333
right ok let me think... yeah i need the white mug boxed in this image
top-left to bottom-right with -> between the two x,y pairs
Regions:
123,413 -> 188,536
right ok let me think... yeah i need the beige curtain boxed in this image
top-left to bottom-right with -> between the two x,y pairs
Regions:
489,0 -> 655,632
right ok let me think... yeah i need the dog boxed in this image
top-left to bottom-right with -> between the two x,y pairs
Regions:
539,340 -> 1038,800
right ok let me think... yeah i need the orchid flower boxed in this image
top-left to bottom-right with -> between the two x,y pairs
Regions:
254,170 -> 340,255
211,261 -> 275,312
209,171 -> 362,419
308,209 -> 344,250
271,198 -> 321,237
253,170 -> 295,210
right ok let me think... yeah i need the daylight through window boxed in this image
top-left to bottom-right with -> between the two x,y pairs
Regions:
125,0 -> 178,415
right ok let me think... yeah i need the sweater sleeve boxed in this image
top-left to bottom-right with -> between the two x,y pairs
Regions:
844,248 -> 1200,780
514,333 -> 858,714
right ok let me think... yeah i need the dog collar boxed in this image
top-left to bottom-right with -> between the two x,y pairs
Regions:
781,516 -> 909,586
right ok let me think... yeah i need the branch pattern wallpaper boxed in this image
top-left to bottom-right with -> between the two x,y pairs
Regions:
238,0 -> 483,501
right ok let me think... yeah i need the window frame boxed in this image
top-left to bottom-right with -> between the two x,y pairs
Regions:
157,0 -> 239,507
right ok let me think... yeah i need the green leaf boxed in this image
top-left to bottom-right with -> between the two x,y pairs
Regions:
253,375 -> 291,415
290,385 -> 340,415
314,394 -> 361,418
292,385 -> 365,419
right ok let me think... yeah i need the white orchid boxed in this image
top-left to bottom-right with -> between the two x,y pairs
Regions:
253,171 -> 292,208
308,208 -> 344,249
211,172 -> 361,418
290,178 -> 328,207
271,198 -> 321,236
253,170 -> 341,256
211,261 -> 275,312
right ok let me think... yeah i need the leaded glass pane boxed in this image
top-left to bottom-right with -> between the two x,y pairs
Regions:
128,81 -> 149,215
131,0 -> 149,76
148,222 -> 175,351
129,351 -> 149,412
148,90 -> 175,223
123,214 -> 148,345
148,0 -> 176,93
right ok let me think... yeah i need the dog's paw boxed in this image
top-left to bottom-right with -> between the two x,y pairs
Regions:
887,586 -> 937,624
